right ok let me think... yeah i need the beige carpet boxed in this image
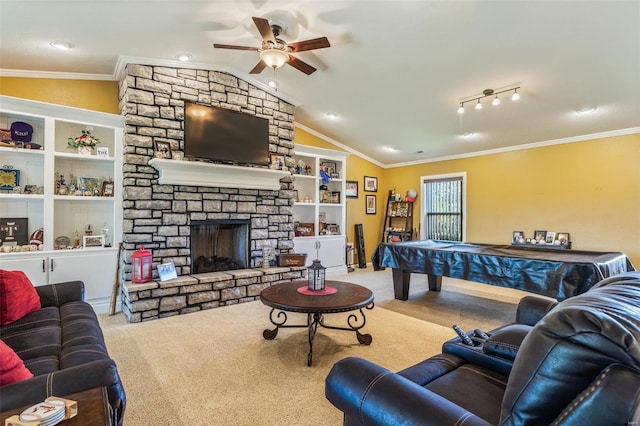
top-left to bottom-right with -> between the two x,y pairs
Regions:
99,268 -> 533,425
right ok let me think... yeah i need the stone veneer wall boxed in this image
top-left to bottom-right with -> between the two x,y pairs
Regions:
117,64 -> 299,320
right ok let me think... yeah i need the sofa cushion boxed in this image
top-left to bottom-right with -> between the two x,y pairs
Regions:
23,356 -> 60,376
483,324 -> 531,361
1,324 -> 62,361
0,306 -> 60,334
0,340 -> 33,385
0,270 -> 41,326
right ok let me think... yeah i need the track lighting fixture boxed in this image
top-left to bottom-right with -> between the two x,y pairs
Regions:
456,86 -> 521,113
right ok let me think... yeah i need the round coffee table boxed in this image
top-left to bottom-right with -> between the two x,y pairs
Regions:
260,280 -> 375,366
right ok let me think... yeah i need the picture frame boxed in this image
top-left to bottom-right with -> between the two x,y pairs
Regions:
101,179 -> 114,197
512,231 -> 524,243
23,184 -> 37,194
534,230 -> 547,241
364,176 -> 378,192
270,154 -> 285,170
545,231 -> 556,244
366,194 -> 377,214
320,161 -> 337,177
158,262 -> 178,281
77,176 -> 101,196
326,224 -> 340,234
557,232 -> 570,246
295,222 -> 315,237
83,235 -> 104,248
330,191 -> 341,203
0,218 -> 28,245
154,141 -> 172,159
345,180 -> 358,198
0,167 -> 20,190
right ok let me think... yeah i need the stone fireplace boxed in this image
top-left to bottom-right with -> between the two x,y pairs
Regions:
191,219 -> 250,274
118,64 -> 305,322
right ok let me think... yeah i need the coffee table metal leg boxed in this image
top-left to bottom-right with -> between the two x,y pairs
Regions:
307,313 -> 322,366
318,302 -> 375,345
263,308 -> 288,340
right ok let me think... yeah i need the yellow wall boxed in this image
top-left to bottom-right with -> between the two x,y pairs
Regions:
5,77 -> 639,268
0,77 -> 119,114
388,134 -> 640,266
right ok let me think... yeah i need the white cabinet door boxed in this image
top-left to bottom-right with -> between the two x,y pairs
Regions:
50,251 -> 117,303
0,256 -> 48,285
293,236 -> 346,275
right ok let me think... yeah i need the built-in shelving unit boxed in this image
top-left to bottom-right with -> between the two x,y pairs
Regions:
0,95 -> 124,313
291,145 -> 348,275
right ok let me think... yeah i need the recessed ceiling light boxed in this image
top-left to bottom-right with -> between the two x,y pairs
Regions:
268,80 -> 277,88
576,106 -> 598,115
50,41 -> 72,50
461,132 -> 475,138
326,113 -> 339,120
177,54 -> 192,62
383,146 -> 398,152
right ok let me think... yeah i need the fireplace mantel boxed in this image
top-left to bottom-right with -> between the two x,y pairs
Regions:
149,159 -> 290,190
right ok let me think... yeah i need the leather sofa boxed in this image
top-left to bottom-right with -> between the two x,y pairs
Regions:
325,271 -> 640,425
0,280 -> 126,426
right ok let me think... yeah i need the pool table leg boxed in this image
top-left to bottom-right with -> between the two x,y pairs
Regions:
392,268 -> 411,300
428,275 -> 442,291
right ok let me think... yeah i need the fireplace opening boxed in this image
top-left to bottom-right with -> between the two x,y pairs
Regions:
190,220 -> 250,274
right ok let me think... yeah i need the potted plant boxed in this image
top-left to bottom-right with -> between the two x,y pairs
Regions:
68,129 -> 100,155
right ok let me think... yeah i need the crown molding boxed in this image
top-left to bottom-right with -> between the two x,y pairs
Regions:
0,68 -> 117,81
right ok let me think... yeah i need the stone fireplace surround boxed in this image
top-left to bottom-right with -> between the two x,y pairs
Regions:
118,64 -> 305,322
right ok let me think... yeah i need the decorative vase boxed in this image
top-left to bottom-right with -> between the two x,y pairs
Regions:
78,146 -> 92,155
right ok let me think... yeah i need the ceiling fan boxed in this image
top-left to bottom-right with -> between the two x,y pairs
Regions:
213,16 -> 330,75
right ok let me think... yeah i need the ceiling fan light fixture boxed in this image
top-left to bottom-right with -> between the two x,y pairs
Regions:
259,48 -> 289,69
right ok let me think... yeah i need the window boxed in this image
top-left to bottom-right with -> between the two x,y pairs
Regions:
421,173 -> 466,241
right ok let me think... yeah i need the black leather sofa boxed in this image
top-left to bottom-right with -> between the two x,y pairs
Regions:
0,281 -> 126,426
325,271 -> 640,425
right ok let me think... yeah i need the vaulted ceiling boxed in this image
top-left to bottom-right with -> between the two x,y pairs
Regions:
1,1 -> 638,166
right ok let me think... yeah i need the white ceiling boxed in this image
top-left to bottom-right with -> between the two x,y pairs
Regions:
1,1 -> 639,166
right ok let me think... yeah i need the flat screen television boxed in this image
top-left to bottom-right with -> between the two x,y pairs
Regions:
184,102 -> 270,166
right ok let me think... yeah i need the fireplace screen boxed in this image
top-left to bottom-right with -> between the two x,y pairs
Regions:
190,220 -> 250,273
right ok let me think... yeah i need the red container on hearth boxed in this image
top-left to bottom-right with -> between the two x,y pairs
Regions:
131,245 -> 153,283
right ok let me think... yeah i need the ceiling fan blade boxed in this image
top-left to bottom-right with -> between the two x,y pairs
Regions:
213,44 -> 258,51
252,16 -> 276,44
249,61 -> 267,74
287,55 -> 317,75
288,37 -> 331,53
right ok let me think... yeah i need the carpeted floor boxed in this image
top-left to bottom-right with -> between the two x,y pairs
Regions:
99,268 -> 538,425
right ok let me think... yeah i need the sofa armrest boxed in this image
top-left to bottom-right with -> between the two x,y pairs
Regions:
0,359 -> 125,425
325,357 -> 492,426
514,295 -> 557,326
35,281 -> 85,307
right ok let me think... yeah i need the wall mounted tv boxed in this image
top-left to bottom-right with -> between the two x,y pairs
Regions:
184,102 -> 270,166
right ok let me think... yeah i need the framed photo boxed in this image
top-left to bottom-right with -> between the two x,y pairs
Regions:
326,224 -> 340,234
534,230 -> 547,241
320,161 -> 337,177
0,167 -> 20,190
330,191 -> 340,203
364,176 -> 378,192
23,184 -> 37,194
83,235 -> 104,248
101,180 -> 114,197
158,262 -> 178,281
545,231 -> 556,244
270,154 -> 285,170
154,141 -> 172,159
0,218 -> 28,245
295,222 -> 315,237
557,232 -> 570,246
345,180 -> 358,198
366,194 -> 377,214
77,176 -> 101,196
512,231 -> 524,244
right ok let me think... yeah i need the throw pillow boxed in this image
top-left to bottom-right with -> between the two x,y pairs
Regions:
0,270 -> 41,326
0,340 -> 33,385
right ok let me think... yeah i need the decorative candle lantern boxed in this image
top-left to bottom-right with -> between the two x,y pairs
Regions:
307,259 -> 326,291
131,245 -> 153,283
